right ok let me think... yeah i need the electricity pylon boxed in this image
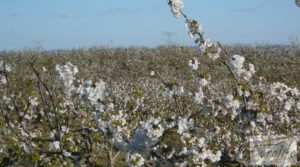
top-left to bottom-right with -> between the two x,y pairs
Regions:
160,31 -> 177,45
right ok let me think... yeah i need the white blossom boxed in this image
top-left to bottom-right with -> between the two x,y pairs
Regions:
77,80 -> 107,112
227,55 -> 255,81
0,61 -> 11,84
249,63 -> 255,73
49,129 -> 56,138
185,19 -> 202,39
0,76 -> 7,84
0,61 -> 11,72
188,58 -> 199,70
269,82 -> 291,101
150,70 -> 155,76
200,40 -> 221,60
177,117 -> 194,134
61,126 -> 70,133
63,151 -> 72,157
284,99 -> 295,111
29,96 -> 39,106
127,153 -> 145,167
140,117 -> 164,140
42,66 -> 47,72
166,85 -> 184,97
194,88 -> 205,104
223,95 -> 241,119
297,101 -> 300,110
49,141 -> 60,150
22,143 -> 29,153
168,0 -> 183,18
198,78 -> 208,87
56,62 -> 78,87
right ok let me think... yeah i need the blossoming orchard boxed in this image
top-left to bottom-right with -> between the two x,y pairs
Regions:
0,0 -> 299,166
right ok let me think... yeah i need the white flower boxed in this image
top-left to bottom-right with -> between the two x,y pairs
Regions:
231,55 -> 245,69
197,148 -> 222,163
49,141 -> 60,150
150,70 -> 155,76
297,101 -> 300,110
185,19 -> 202,39
249,63 -> 255,73
30,132 -> 37,138
63,151 -> 72,157
269,82 -> 290,101
177,117 -> 194,134
56,62 -> 78,94
168,0 -> 183,18
198,78 -> 208,87
208,48 -> 221,60
225,94 -> 240,109
194,88 -> 205,104
206,149 -> 222,162
0,61 -> 10,84
200,39 -> 213,52
284,99 -> 295,111
188,58 -> 199,70
290,88 -> 300,96
198,137 -> 206,148
277,111 -> 290,123
29,96 -> 39,106
179,147 -> 188,156
175,161 -> 189,167
140,117 -> 164,140
97,110 -> 127,149
200,39 -> 221,60
49,129 -> 56,138
256,113 -> 267,125
87,81 -> 106,108
223,94 -> 240,119
0,61 -> 11,72
110,111 -> 127,128
166,85 -> 184,97
244,90 -> 251,97
173,85 -> 184,95
77,80 -> 107,112
42,66 -> 47,72
227,55 -> 256,81
127,153 -> 145,167
0,76 -> 7,84
61,126 -> 69,133
22,143 -> 29,153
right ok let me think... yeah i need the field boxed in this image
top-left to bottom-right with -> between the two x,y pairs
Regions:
0,45 -> 299,166
1,45 -> 300,87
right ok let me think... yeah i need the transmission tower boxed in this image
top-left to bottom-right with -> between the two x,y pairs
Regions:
32,40 -> 44,50
160,31 -> 177,45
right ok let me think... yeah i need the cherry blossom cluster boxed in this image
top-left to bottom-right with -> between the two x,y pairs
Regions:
0,61 -> 11,84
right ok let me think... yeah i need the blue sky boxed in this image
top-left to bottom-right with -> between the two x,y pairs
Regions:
0,0 -> 299,50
